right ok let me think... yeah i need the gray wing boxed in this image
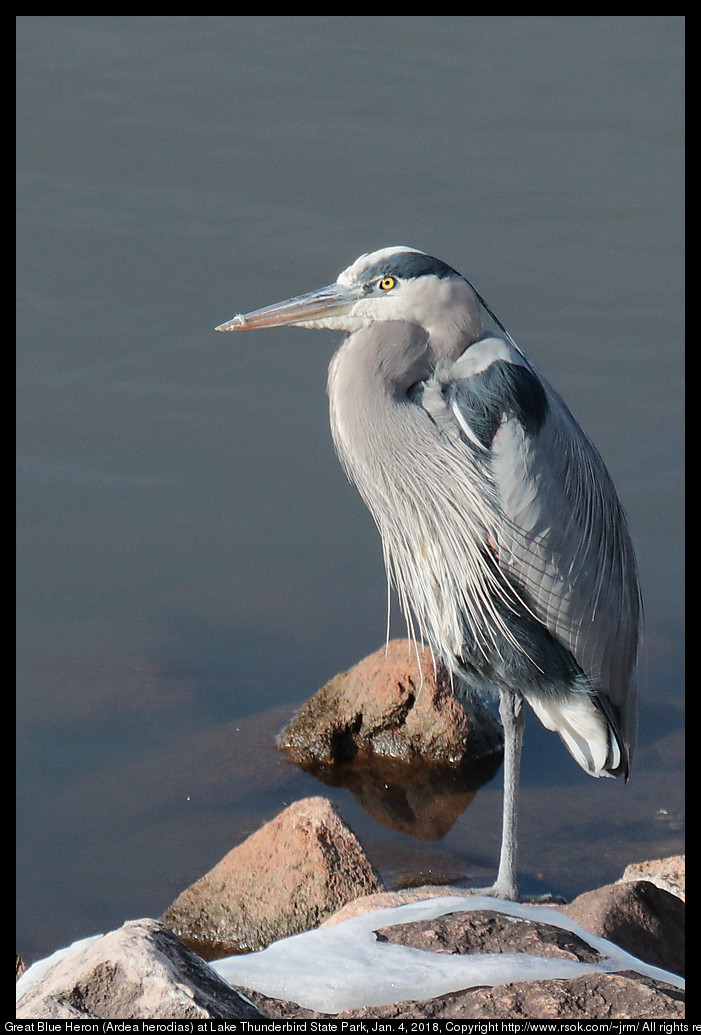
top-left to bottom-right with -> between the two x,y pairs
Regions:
441,336 -> 641,755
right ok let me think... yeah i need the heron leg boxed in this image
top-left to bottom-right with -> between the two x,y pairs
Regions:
494,689 -> 524,898
466,688 -> 524,900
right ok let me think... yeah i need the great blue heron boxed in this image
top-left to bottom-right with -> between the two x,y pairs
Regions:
216,246 -> 641,900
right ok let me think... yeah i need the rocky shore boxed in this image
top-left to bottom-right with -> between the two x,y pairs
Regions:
16,795 -> 685,1020
16,643 -> 685,1019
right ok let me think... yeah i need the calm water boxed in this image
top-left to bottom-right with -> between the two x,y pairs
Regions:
17,16 -> 684,962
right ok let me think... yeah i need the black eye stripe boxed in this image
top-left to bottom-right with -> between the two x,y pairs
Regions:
361,252 -> 461,284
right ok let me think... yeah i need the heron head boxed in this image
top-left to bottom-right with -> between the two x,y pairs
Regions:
215,246 -> 484,349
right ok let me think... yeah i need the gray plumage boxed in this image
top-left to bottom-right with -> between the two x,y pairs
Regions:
216,246 -> 641,899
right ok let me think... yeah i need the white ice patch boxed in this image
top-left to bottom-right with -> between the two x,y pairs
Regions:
211,895 -> 683,1013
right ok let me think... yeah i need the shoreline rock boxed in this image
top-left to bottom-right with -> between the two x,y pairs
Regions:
15,919 -> 264,1020
161,797 -> 382,958
277,639 -> 504,768
618,855 -> 685,902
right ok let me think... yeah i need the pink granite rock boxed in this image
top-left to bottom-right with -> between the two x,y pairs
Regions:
162,796 -> 382,957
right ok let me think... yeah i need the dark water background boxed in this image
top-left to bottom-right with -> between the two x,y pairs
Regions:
17,16 -> 684,962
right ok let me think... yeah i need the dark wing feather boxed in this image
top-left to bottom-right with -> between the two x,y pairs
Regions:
446,337 -> 641,761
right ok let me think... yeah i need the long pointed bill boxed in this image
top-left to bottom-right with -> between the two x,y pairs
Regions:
215,283 -> 358,332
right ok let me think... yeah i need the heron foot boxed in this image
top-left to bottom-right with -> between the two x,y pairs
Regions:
460,885 -> 567,904
461,882 -> 519,901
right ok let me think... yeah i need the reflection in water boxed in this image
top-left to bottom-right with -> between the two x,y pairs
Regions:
283,751 -> 503,841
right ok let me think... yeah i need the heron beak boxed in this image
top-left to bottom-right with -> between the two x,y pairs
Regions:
215,283 -> 358,332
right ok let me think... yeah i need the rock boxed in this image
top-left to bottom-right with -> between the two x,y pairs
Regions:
15,919 -> 264,1020
619,855 -> 685,901
16,953 -> 26,980
428,972 -> 683,1021
563,879 -> 685,977
278,639 -> 503,767
236,905 -> 684,1020
162,797 -> 383,958
343,972 -> 683,1020
373,907 -> 604,961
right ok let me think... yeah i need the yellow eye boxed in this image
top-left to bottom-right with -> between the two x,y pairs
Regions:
378,276 -> 396,291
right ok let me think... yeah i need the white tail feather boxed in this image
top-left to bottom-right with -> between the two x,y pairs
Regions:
527,695 -> 619,777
